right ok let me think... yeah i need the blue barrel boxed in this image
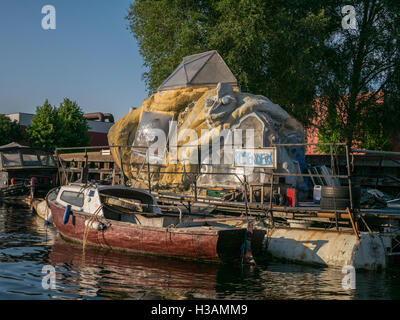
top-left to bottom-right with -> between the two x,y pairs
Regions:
63,205 -> 71,224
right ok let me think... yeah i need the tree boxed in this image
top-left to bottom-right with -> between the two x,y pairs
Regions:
57,98 -> 90,148
27,100 -> 58,150
0,114 -> 25,146
127,0 -> 400,151
314,0 -> 400,151
27,98 -> 89,150
126,0 -> 333,126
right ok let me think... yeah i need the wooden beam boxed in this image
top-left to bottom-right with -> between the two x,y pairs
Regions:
346,208 -> 360,241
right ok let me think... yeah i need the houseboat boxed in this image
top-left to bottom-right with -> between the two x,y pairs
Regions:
0,142 -> 58,204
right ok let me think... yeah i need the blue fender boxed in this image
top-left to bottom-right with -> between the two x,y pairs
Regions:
63,205 -> 71,224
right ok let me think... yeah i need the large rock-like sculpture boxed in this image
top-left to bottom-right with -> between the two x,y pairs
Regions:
108,51 -> 306,192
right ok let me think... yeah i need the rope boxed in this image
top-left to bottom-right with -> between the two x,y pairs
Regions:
82,205 -> 103,264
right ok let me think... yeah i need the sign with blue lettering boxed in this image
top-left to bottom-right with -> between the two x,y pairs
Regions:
234,148 -> 277,168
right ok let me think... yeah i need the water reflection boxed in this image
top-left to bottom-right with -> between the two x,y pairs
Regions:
0,206 -> 56,299
48,238 -> 221,299
47,238 -> 358,300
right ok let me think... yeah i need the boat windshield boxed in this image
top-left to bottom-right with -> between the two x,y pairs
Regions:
1,151 -> 22,167
38,152 -> 56,167
1,150 -> 56,168
21,150 -> 42,166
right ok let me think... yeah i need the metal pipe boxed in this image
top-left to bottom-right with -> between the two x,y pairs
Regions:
84,112 -> 105,122
345,145 -> 354,211
56,142 -> 348,152
317,212 -> 350,219
273,142 -> 347,147
147,155 -> 151,194
330,144 -> 335,176
103,113 -> 115,123
351,149 -> 400,156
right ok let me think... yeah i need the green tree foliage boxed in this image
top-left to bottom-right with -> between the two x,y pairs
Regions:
57,98 -> 90,148
27,100 -> 58,150
127,0 -> 400,151
27,99 -> 89,150
316,0 -> 400,151
127,0 -> 333,126
0,114 -> 25,146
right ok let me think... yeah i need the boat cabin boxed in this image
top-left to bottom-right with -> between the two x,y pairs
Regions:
0,142 -> 58,196
50,184 -> 185,227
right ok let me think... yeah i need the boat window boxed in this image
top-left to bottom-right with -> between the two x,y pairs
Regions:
21,151 -> 41,166
2,151 -> 22,167
60,191 -> 84,207
39,153 -> 56,167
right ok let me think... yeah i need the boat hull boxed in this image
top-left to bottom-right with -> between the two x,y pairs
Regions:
49,202 -> 249,262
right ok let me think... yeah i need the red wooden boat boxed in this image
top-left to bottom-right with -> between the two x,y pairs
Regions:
47,183 -> 264,263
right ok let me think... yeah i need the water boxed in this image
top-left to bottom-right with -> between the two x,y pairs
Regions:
1,206 -> 400,300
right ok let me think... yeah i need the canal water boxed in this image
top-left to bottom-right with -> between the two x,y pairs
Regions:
1,206 -> 400,300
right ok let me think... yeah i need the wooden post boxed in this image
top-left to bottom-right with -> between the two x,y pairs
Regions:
268,173 -> 275,226
261,185 -> 264,204
330,143 -> 336,176
111,167 -> 116,186
195,144 -> 201,201
345,144 -> 354,211
346,208 -> 360,241
359,214 -> 374,238
118,146 -> 125,186
243,175 -> 249,218
147,151 -> 151,194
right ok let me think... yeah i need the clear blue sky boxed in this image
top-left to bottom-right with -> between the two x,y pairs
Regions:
0,0 -> 148,121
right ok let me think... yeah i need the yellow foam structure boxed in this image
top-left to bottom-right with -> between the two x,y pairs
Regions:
108,86 -> 217,189
108,85 -> 303,191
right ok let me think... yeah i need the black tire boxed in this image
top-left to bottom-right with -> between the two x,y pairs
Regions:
320,197 -> 360,210
321,186 -> 361,199
320,198 -> 350,210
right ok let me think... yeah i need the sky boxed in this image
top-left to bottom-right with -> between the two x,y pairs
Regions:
0,0 -> 148,121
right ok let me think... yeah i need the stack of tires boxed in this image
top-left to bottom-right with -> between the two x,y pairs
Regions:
320,186 -> 361,210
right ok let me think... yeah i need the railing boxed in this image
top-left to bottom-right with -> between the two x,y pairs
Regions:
55,142 -> 357,226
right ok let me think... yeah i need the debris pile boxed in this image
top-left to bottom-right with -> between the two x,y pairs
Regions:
360,189 -> 397,209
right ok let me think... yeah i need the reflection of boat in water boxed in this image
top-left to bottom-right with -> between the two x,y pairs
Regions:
48,183 -> 265,263
48,236 -> 220,299
31,198 -> 53,223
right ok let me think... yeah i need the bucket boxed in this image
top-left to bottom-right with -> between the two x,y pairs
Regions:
313,185 -> 322,203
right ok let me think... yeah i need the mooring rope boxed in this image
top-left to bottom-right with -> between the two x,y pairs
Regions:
82,205 -> 103,265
